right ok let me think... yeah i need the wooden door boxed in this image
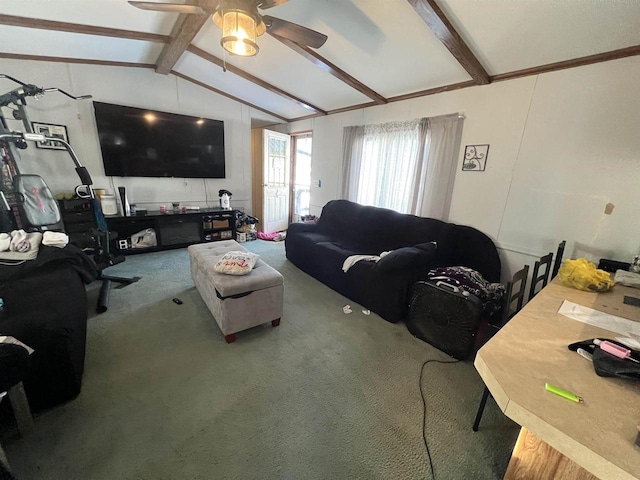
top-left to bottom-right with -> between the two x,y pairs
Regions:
262,130 -> 290,234
251,129 -> 291,234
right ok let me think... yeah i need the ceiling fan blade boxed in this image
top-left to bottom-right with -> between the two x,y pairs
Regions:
255,0 -> 291,9
263,15 -> 327,49
128,1 -> 209,15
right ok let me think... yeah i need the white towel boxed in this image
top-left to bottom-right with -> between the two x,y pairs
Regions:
0,233 -> 10,252
9,229 -> 29,252
342,254 -> 381,273
342,251 -> 392,273
0,232 -> 42,261
0,336 -> 34,355
42,231 -> 69,248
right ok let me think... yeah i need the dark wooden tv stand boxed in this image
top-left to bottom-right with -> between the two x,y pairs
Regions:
105,209 -> 239,254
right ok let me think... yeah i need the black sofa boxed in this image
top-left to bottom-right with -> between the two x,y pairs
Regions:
0,245 -> 96,411
285,200 -> 501,323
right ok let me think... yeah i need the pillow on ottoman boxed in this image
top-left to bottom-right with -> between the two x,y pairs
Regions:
375,241 -> 437,273
214,251 -> 260,275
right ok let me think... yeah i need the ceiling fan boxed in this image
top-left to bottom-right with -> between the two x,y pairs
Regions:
129,0 -> 328,57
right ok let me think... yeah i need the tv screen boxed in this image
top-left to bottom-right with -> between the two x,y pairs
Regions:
94,102 -> 225,178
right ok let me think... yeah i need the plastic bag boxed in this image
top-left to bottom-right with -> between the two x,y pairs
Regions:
131,228 -> 157,249
558,258 -> 614,292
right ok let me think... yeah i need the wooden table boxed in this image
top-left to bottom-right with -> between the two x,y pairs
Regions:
475,278 -> 640,480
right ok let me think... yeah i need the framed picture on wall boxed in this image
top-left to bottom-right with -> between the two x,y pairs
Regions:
31,122 -> 69,150
462,144 -> 489,171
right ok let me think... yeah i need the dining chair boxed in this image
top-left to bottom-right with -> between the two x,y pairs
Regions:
500,265 -> 530,325
528,252 -> 553,300
472,264 -> 529,432
551,240 -> 567,279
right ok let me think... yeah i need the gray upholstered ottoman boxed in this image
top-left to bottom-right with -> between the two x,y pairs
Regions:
188,240 -> 283,343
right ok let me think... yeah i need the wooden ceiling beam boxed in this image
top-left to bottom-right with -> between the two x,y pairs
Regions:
0,14 -> 169,43
9,40 -> 640,127
406,0 -> 489,85
490,44 -> 640,82
0,14 -> 305,117
0,52 -> 156,69
5,13 -> 640,125
188,45 -> 327,115
171,71 -> 289,122
155,1 -> 209,75
0,51 -> 288,121
287,43 -> 640,123
387,80 -> 477,103
269,34 -> 387,105
287,81 -> 475,122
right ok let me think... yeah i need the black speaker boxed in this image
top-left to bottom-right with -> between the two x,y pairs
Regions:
407,281 -> 483,360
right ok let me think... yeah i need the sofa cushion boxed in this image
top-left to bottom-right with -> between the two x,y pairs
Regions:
308,242 -> 362,295
317,200 -> 449,253
315,242 -> 361,269
294,231 -> 336,246
375,241 -> 437,273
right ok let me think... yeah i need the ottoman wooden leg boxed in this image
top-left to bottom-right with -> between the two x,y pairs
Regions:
271,318 -> 281,327
224,333 -> 236,344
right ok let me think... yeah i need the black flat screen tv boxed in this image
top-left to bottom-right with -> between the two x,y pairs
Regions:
94,101 -> 225,178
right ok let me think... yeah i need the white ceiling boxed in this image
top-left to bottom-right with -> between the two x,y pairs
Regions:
441,0 -> 640,74
1,0 -> 639,121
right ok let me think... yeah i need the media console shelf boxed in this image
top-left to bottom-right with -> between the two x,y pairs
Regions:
105,209 -> 239,254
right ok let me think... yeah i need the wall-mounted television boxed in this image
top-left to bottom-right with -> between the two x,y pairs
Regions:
94,102 -> 225,178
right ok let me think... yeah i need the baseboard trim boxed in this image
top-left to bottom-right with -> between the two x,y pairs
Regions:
496,242 -> 550,259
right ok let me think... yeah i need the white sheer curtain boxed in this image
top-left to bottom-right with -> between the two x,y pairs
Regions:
341,125 -> 365,201
341,113 -> 463,219
411,114 -> 463,218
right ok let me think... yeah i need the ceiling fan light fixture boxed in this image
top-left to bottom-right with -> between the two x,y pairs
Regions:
220,9 -> 259,57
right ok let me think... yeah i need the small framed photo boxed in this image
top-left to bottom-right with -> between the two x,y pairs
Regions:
462,144 -> 489,171
31,122 -> 69,150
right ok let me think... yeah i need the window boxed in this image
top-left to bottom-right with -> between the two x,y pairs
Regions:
356,121 -> 422,213
292,133 -> 312,217
342,114 -> 463,219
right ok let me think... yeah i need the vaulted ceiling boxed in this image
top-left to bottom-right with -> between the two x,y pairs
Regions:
2,0 -> 640,124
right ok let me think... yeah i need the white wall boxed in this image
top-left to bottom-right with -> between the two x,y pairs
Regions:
4,57 -> 640,279
286,56 -> 640,280
1,59 -> 280,213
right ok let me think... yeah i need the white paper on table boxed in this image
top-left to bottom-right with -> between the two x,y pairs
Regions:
558,300 -> 640,336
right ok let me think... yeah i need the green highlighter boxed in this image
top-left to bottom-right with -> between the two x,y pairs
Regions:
545,383 -> 584,404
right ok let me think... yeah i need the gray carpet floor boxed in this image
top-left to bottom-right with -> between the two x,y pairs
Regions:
4,240 -> 518,480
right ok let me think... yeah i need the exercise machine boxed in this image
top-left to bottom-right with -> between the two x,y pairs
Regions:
0,74 -> 139,312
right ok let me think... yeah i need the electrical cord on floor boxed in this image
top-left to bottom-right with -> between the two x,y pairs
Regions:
420,357 -> 460,480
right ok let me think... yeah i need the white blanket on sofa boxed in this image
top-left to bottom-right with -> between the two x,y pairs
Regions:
342,252 -> 390,273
